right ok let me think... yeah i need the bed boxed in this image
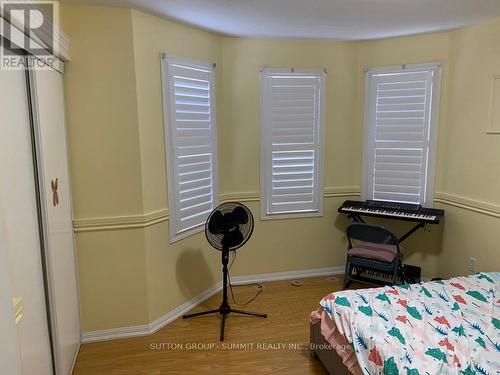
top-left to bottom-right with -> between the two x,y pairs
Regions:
310,272 -> 499,375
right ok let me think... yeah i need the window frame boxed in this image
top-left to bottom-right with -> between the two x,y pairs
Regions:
361,62 -> 442,207
161,54 -> 218,243
260,68 -> 326,220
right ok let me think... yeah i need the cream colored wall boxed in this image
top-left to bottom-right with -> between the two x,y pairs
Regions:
437,205 -> 499,276
61,4 -> 500,333
75,229 -> 149,331
61,5 -> 150,331
442,18 -> 500,203
436,18 -> 500,276
61,5 -> 143,219
143,223 -> 219,323
130,10 -> 223,321
226,200 -> 354,277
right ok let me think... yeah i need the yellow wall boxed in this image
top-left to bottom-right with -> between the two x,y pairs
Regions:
438,205 -> 499,276
61,5 -> 149,331
75,229 -> 148,330
436,18 -> 500,276
443,18 -> 500,203
130,10 -> 224,322
61,4 -> 500,333
61,5 -> 143,219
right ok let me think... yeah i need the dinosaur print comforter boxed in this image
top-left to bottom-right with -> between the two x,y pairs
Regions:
318,272 -> 499,375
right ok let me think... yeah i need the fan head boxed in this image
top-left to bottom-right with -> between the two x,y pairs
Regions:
205,202 -> 254,251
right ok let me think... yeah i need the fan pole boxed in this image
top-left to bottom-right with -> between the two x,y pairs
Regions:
183,244 -> 267,341
219,247 -> 231,339
220,247 -> 231,315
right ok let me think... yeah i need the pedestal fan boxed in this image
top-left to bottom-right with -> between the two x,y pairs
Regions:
182,202 -> 267,341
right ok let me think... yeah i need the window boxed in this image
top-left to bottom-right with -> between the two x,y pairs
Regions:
362,63 -> 442,206
260,68 -> 326,219
161,55 -> 218,242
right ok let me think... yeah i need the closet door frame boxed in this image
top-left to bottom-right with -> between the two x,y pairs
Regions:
0,45 -> 58,375
26,56 -> 81,375
24,61 -> 58,375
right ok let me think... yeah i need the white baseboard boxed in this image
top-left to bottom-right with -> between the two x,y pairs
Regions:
148,281 -> 222,334
229,266 -> 344,285
80,266 -> 344,344
80,322 -> 151,343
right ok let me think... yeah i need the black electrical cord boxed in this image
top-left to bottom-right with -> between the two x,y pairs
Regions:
228,248 -> 237,270
227,251 -> 263,306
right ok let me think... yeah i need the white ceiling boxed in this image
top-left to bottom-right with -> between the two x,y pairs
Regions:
62,0 -> 500,40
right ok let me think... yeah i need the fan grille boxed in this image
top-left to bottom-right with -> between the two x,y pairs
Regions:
205,202 -> 254,251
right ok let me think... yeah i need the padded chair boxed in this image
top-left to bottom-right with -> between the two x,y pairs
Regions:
343,223 -> 401,289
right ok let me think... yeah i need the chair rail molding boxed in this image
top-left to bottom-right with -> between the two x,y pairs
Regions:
434,192 -> 500,218
73,189 -> 499,233
73,208 -> 169,232
73,187 -> 361,232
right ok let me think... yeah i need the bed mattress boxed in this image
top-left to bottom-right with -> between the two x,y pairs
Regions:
311,272 -> 499,375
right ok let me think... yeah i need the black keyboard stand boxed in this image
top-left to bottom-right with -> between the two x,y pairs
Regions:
399,222 -> 426,243
347,213 -> 364,223
348,214 -> 426,244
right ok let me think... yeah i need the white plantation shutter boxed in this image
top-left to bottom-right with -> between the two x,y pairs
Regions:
161,56 -> 218,242
362,63 -> 441,206
261,69 -> 325,218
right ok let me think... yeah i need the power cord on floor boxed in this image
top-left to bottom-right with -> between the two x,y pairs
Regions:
227,251 -> 263,306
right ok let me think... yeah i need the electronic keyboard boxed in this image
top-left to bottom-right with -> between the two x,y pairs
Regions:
338,200 -> 444,224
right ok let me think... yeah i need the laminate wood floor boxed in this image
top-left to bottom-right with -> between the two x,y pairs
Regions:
73,276 -> 351,375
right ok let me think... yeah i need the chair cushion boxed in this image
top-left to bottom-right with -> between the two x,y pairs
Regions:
348,242 -> 397,263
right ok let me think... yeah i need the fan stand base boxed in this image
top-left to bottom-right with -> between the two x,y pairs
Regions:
182,247 -> 267,341
183,304 -> 267,341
